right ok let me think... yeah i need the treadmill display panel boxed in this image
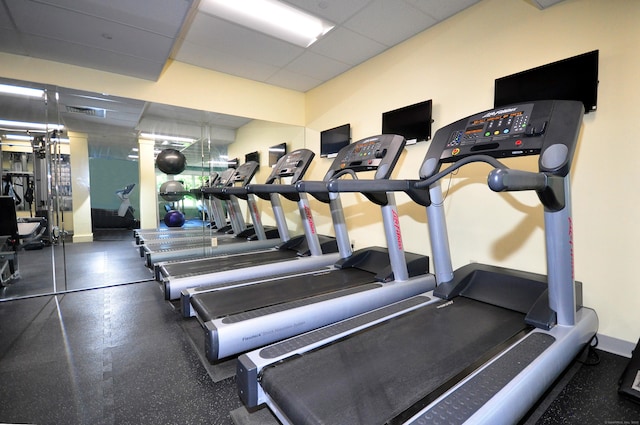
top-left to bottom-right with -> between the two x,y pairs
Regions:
275,149 -> 311,178
440,103 -> 541,162
331,134 -> 405,180
422,100 -> 583,179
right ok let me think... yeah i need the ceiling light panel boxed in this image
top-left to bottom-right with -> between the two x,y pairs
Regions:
0,84 -> 45,98
200,0 -> 334,47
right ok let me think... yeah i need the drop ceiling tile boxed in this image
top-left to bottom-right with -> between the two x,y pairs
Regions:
9,2 -> 175,62
20,34 -> 165,80
175,40 -> 279,81
285,0 -> 373,25
404,0 -> 481,20
309,26 -> 386,66
0,29 -> 27,55
8,0 -> 194,36
0,6 -> 15,28
266,68 -> 323,92
183,14 -> 304,68
344,0 -> 437,46
286,50 -> 351,81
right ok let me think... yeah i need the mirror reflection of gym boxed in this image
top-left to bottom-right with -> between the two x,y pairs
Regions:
0,77 -> 303,300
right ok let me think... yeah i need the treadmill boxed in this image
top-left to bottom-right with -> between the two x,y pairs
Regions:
142,162 -> 281,267
189,134 -> 435,363
134,172 -> 227,245
177,145 -> 354,313
139,170 -> 278,245
138,169 -> 239,262
237,100 -> 599,425
158,149 -> 340,301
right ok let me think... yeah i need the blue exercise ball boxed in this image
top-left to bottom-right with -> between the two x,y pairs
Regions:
156,149 -> 187,175
164,210 -> 185,228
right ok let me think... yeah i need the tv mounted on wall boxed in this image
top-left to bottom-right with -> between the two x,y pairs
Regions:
382,99 -> 433,145
494,50 -> 599,113
320,124 -> 351,158
268,142 -> 287,167
245,151 -> 260,165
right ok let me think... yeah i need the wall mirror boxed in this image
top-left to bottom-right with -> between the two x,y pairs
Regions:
0,76 -> 302,300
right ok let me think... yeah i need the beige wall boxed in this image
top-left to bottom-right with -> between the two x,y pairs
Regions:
304,0 -> 640,344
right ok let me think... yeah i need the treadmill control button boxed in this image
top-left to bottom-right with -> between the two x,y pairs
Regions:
375,148 -> 386,158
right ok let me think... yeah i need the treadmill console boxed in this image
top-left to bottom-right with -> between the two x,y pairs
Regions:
208,171 -> 219,187
214,168 -> 236,187
265,149 -> 315,184
421,100 -> 584,179
325,134 -> 405,181
232,161 -> 259,186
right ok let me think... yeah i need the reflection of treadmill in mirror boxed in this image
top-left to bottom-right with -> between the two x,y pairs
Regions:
142,161 -> 281,267
134,172 -> 233,245
238,100 -> 598,425
177,146 -> 350,310
157,149 -> 339,301
189,134 -> 434,364
133,171 -> 222,245
137,170 -> 237,256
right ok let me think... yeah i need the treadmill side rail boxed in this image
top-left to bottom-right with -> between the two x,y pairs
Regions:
237,293 -> 437,408
209,274 -> 435,361
406,308 -> 598,425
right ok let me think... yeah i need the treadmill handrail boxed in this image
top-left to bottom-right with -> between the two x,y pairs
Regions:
247,183 -> 301,202
328,179 -> 430,207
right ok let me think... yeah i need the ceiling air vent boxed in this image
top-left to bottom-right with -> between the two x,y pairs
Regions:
65,106 -> 106,118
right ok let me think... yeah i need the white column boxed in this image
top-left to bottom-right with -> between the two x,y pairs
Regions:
69,131 -> 93,243
138,137 -> 158,229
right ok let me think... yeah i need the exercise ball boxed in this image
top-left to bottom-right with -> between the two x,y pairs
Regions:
159,180 -> 185,201
164,210 -> 185,228
156,148 -> 186,175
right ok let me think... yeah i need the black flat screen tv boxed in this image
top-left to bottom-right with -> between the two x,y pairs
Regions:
268,142 -> 287,166
245,151 -> 260,165
494,50 -> 599,113
320,124 -> 350,158
382,99 -> 432,145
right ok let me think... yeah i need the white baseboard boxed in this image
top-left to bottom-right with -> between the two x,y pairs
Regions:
597,333 -> 637,358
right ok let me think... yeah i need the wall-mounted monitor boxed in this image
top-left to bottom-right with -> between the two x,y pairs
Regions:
268,142 -> 287,167
382,99 -> 433,145
244,151 -> 260,165
494,50 -> 599,113
320,124 -> 351,158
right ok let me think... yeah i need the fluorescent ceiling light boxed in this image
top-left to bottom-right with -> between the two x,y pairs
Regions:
0,84 -> 45,98
1,133 -> 67,143
3,134 -> 33,141
201,0 -> 334,47
0,119 -> 64,131
139,133 -> 196,143
128,154 -> 139,159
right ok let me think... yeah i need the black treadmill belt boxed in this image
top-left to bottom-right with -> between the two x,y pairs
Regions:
162,249 -> 296,277
261,297 -> 528,425
191,268 -> 374,322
